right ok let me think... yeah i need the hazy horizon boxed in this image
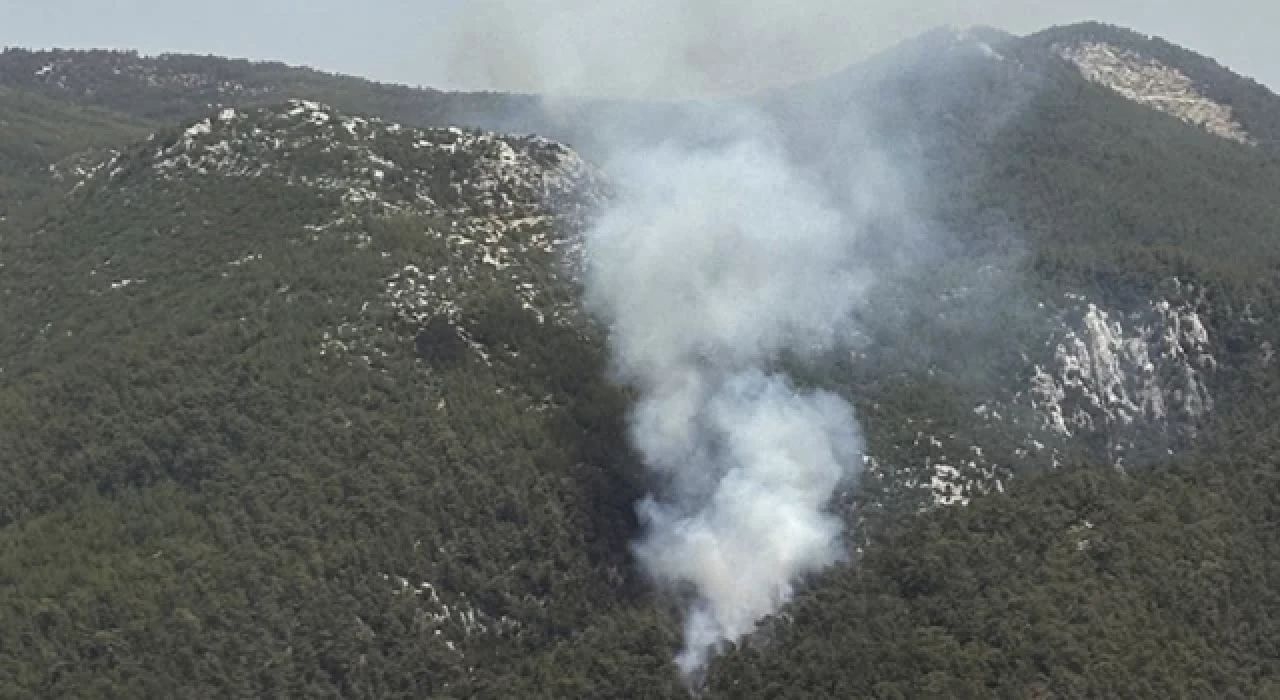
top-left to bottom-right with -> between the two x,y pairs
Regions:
2,2 -> 1276,97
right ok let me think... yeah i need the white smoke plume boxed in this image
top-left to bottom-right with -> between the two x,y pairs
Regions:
583,132 -> 878,674
446,0 -> 917,678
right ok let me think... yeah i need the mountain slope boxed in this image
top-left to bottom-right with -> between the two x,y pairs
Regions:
0,100 -> 684,697
1,21 -> 1279,697
704,453 -> 1280,699
745,22 -> 1280,516
0,85 -> 147,215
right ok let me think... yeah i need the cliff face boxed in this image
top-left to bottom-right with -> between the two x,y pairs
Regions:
1029,289 -> 1215,464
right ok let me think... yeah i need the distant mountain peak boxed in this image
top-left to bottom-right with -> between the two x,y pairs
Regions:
2,47 -> 275,104
1026,21 -> 1280,147
875,24 -> 1019,68
939,25 -> 1015,62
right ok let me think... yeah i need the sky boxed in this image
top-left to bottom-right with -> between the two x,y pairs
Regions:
1,0 -> 1276,97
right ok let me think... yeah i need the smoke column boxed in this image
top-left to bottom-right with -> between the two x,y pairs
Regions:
451,0 -> 913,677
583,132 -> 873,674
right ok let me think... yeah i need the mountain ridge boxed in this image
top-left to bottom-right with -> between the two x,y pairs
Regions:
8,20 -> 1280,150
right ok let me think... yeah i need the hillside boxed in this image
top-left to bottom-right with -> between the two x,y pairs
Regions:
0,86 -> 147,215
0,99 -> 663,697
1,21 -> 1279,697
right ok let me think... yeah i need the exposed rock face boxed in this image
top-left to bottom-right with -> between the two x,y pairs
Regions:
138,100 -> 601,220
1056,41 -> 1254,144
1029,291 -> 1215,458
857,286 -> 1220,515
380,573 -> 519,649
860,438 -> 1007,512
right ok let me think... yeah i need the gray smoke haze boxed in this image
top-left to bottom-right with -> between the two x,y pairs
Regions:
446,0 -> 1280,97
459,0 -> 922,678
584,124 -> 881,676
453,0 -> 891,98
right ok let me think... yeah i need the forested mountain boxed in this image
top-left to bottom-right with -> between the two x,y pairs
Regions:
1,21 -> 1279,698
0,48 -> 535,133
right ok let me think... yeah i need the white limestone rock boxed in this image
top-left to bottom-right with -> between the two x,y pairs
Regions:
1056,41 -> 1253,145
1028,290 -> 1215,451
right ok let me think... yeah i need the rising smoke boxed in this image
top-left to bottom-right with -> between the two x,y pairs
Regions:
583,135 -> 875,672
452,0 -> 920,678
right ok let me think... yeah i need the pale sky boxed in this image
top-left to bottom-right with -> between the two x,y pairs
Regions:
1,1 -> 1276,97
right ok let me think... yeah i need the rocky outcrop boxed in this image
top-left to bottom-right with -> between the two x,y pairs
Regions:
1028,289 -> 1215,459
1056,41 -> 1253,144
64,100 -> 604,367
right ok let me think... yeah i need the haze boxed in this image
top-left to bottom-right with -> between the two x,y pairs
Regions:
3,1 -> 1274,97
